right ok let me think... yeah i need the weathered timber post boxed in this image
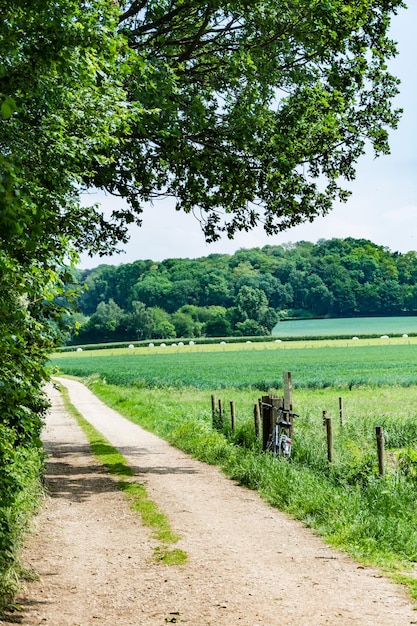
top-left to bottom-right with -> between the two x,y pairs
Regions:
376,426 -> 385,476
261,395 -> 283,450
212,396 -> 223,431
254,403 -> 260,439
339,397 -> 343,427
324,413 -> 333,463
283,371 -> 293,410
211,394 -> 216,428
230,401 -> 235,432
261,395 -> 272,451
283,371 -> 294,436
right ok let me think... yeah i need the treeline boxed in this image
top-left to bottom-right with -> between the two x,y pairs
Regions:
68,238 -> 417,344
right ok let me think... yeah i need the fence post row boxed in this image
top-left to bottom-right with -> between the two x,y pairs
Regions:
213,380 -> 389,477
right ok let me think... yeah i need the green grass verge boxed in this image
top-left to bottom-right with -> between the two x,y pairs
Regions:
57,382 -> 187,566
76,378 -> 417,603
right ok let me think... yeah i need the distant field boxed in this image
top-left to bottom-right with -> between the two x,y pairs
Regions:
272,316 -> 417,338
51,338 -> 417,390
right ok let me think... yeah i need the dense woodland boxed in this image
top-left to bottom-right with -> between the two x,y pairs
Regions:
69,237 -> 417,344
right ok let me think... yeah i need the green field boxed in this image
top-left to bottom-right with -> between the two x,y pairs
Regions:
51,338 -> 417,390
272,316 -> 417,338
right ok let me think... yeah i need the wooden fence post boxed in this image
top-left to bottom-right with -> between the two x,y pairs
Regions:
324,414 -> 333,463
211,394 -> 216,417
283,371 -> 293,411
254,403 -> 260,439
211,394 -> 216,428
376,426 -> 385,476
261,395 -> 272,451
339,397 -> 343,427
283,371 -> 294,437
230,401 -> 235,432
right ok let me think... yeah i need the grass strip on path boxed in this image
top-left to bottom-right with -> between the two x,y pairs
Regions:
56,381 -> 187,566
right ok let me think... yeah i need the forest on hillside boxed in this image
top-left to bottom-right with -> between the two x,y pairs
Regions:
66,238 -> 417,344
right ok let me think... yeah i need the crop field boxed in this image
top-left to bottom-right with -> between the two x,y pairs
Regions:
52,338 -> 417,390
272,315 -> 417,338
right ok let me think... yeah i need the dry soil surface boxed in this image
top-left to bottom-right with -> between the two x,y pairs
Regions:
5,377 -> 417,625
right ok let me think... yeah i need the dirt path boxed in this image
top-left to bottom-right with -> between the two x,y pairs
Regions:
7,378 -> 417,625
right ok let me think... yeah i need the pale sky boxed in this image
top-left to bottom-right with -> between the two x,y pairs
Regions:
79,3 -> 417,268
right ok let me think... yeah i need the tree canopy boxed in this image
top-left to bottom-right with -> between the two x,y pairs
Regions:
91,0 -> 405,242
0,0 -> 133,266
1,0 -> 405,255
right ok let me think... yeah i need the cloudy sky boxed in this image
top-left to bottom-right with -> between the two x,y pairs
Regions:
79,3 -> 417,268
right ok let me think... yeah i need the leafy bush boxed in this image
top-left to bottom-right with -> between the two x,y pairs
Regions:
0,251 -> 62,608
0,445 -> 44,609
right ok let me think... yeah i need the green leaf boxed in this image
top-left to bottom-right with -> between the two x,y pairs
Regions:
1,97 -> 17,119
